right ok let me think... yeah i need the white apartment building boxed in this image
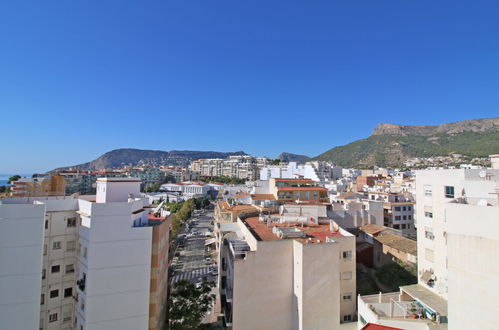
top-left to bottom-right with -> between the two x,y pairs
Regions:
218,211 -> 356,329
0,203 -> 45,330
357,165 -> 499,329
259,162 -> 343,181
0,178 -> 170,330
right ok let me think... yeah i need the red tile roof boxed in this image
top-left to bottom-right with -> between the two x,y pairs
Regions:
244,216 -> 342,242
274,178 -> 314,183
277,187 -> 327,191
251,194 -> 276,200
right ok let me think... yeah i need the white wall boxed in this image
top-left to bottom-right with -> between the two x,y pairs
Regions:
0,204 -> 45,330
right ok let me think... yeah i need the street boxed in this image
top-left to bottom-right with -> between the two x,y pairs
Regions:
170,210 -> 217,286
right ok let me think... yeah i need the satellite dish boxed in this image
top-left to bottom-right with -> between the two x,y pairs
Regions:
479,170 -> 487,178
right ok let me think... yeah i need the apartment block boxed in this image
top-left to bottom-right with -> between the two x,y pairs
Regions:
218,211 -> 356,329
269,178 -> 329,203
0,178 -> 171,330
357,165 -> 499,329
10,175 -> 65,197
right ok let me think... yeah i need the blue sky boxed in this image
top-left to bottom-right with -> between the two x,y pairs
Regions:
1,1 -> 498,173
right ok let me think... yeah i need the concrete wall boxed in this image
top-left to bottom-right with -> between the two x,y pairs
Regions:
0,203 -> 45,330
78,201 -> 153,330
446,203 -> 499,330
233,241 -> 294,330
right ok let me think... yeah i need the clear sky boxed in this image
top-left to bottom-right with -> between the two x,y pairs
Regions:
1,1 -> 498,173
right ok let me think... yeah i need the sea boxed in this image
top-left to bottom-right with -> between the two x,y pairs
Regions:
0,174 -> 32,186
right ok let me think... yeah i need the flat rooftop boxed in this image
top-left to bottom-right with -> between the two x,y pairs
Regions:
244,216 -> 343,243
400,284 -> 448,316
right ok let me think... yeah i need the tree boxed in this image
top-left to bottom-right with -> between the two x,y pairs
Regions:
271,158 -> 281,165
168,279 -> 215,329
8,175 -> 21,183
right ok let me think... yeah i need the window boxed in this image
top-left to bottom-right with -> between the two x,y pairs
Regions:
445,186 -> 455,198
67,241 -> 76,251
67,217 -> 77,227
64,287 -> 73,298
425,211 -> 433,218
342,271 -> 352,280
394,207 -> 401,211
425,231 -> 435,240
53,241 -> 61,250
408,206 -> 412,211
50,289 -> 59,298
51,265 -> 60,273
408,215 -> 412,220
45,220 -> 48,229
83,247 -> 87,259
401,224 -> 406,229
395,216 -> 401,221
394,224 -> 400,229
402,206 -> 406,211
65,264 -> 74,274
343,293 -> 352,301
43,244 -> 47,255
403,215 -> 407,220
41,294 -> 44,305
342,251 -> 352,260
424,185 -> 432,196
49,313 -> 58,323
343,315 -> 352,322
42,269 -> 46,279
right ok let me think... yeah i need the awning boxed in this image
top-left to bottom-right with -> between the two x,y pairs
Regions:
421,270 -> 432,282
205,238 -> 217,245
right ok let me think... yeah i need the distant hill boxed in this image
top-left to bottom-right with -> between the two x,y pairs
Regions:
278,152 -> 311,163
314,118 -> 499,168
55,148 -> 247,170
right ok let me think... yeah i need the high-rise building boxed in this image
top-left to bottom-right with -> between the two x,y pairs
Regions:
0,178 -> 171,330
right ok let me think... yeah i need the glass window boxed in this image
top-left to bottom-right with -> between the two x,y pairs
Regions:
67,217 -> 77,227
342,251 -> 352,260
424,185 -> 432,196
445,186 -> 455,198
51,265 -> 60,273
64,287 -> 73,298
49,313 -> 58,323
394,207 -> 401,211
50,289 -> 59,298
343,293 -> 352,301
53,241 -> 61,250
425,212 -> 433,218
41,294 -> 44,305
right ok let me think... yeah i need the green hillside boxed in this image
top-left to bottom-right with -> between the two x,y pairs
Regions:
314,131 -> 499,168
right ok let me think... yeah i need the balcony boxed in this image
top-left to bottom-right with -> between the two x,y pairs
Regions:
358,285 -> 448,329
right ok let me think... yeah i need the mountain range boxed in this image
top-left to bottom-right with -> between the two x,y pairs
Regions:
54,118 -> 498,171
314,118 -> 499,167
55,149 -> 247,170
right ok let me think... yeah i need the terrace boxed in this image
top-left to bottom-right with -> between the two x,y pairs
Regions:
358,284 -> 448,329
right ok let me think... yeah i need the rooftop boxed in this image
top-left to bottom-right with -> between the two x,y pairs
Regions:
250,194 -> 276,200
244,216 -> 342,242
360,224 -> 392,235
375,232 -> 417,255
274,178 -> 314,183
277,187 -> 328,191
217,201 -> 259,212
400,284 -> 448,317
